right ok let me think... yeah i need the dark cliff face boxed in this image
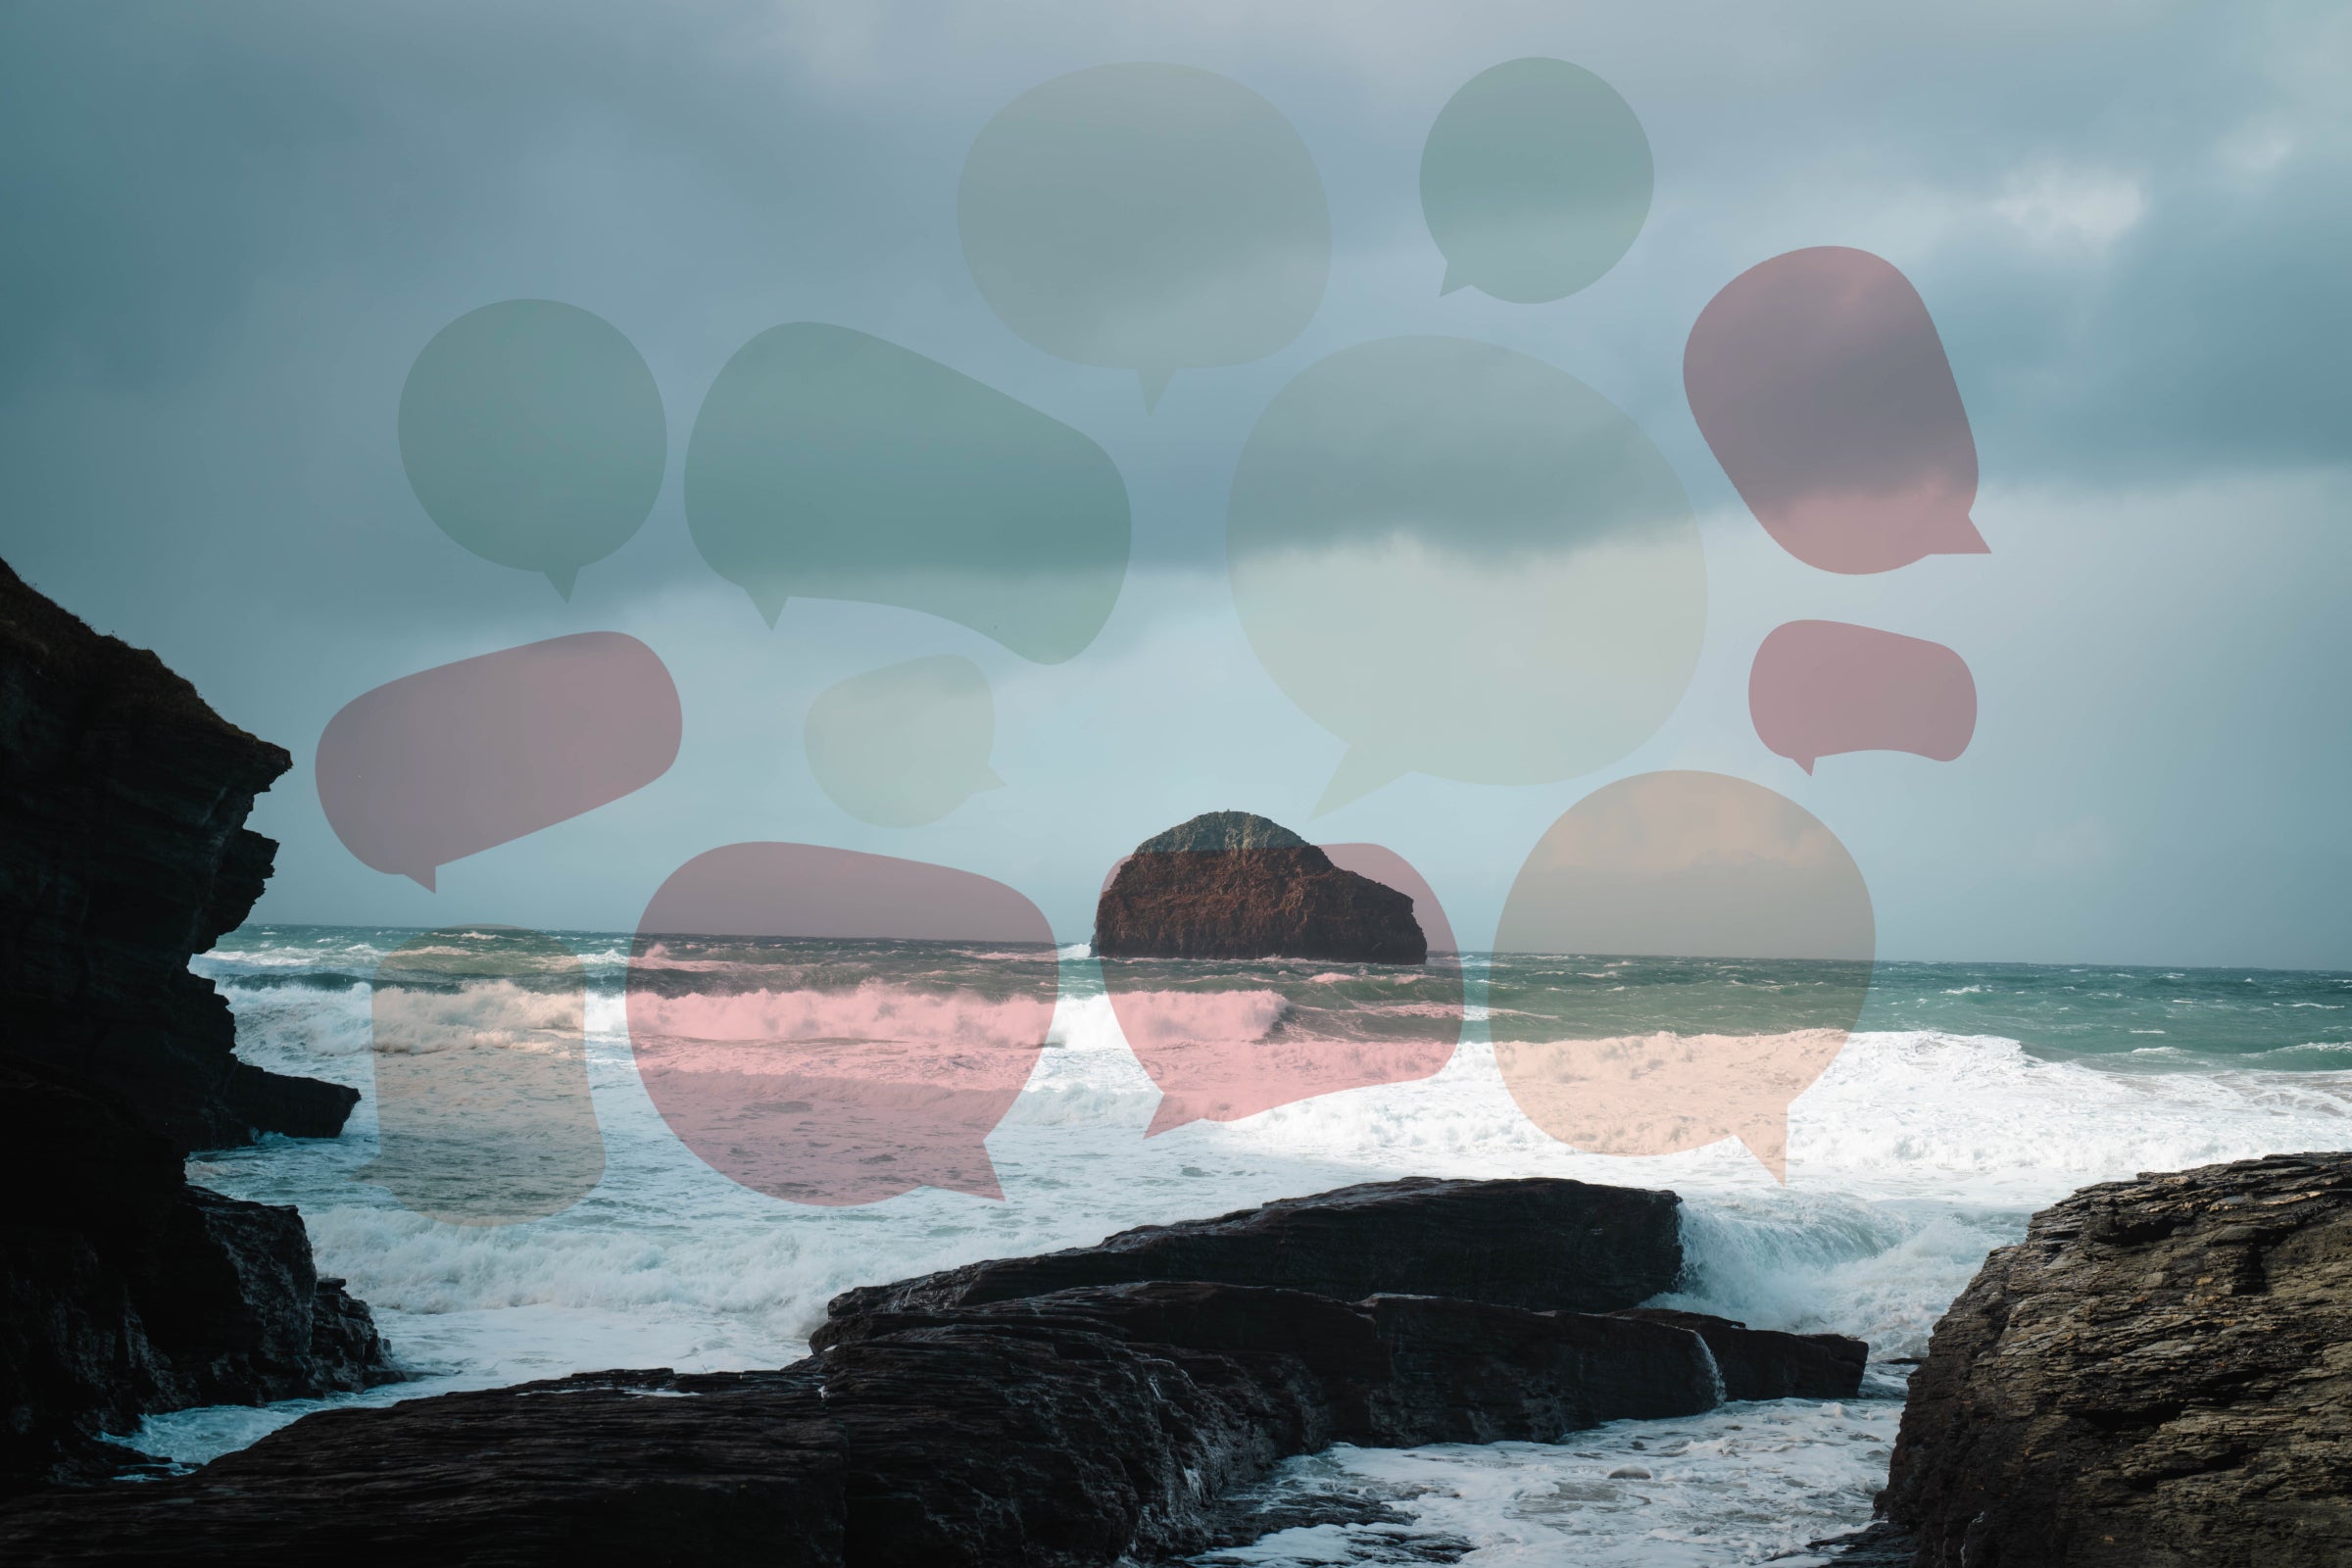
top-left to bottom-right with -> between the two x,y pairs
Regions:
1093,811 -> 1427,963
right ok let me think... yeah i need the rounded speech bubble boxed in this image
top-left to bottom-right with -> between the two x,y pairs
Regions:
806,655 -> 1004,828
1685,246 -> 1989,574
1750,619 -> 1978,773
1227,335 -> 1705,813
1420,57 -> 1653,303
959,63 -> 1330,409
317,632 -> 681,890
685,323 -> 1130,661
398,300 -> 666,599
627,843 -> 1058,1206
361,926 -> 603,1226
1490,771 -> 1874,1181
1101,842 -> 1463,1134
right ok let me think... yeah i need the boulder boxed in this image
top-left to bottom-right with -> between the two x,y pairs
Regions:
1093,810 -> 1426,962
1615,1306 -> 1867,1400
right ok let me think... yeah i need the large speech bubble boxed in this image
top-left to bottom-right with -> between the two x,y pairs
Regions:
627,843 -> 1057,1206
806,655 -> 1004,828
1750,619 -> 1978,772
1101,842 -> 1463,1133
361,926 -> 603,1226
1685,247 -> 1988,573
398,300 -> 666,599
685,323 -> 1130,660
317,632 -> 681,890
1490,771 -> 1874,1180
1228,336 -> 1705,813
959,64 -> 1330,409
1420,58 -> 1652,303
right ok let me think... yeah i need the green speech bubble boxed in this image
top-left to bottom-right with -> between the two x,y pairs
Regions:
807,655 -> 1004,828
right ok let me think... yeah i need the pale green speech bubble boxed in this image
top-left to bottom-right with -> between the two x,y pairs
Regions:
685,323 -> 1129,662
1228,336 -> 1705,814
398,300 -> 665,599
1421,58 -> 1653,304
959,64 -> 1330,410
806,655 -> 1004,828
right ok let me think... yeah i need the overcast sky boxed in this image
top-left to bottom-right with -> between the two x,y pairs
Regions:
3,0 -> 2345,967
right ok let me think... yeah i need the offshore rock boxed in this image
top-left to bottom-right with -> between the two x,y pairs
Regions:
1093,810 -> 1426,962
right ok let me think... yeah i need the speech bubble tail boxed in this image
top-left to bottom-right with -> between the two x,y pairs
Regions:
1145,1096 -> 1198,1138
1138,367 -> 1175,412
1794,756 -> 1816,775
545,566 -> 578,600
1737,1118 -> 1788,1183
1313,749 -> 1404,816
940,1161 -> 1006,1201
406,867 -> 437,892
1944,514 -> 1992,556
746,584 -> 787,628
973,766 -> 1005,793
1439,263 -> 1467,296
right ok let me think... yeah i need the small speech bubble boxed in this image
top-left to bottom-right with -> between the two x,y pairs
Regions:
1420,57 -> 1653,303
685,323 -> 1130,660
361,926 -> 602,1226
317,632 -> 681,890
1100,842 -> 1463,1133
806,655 -> 1004,828
397,300 -> 666,599
1227,336 -> 1705,813
1490,771 -> 1874,1180
959,63 -> 1330,409
627,843 -> 1057,1205
1685,247 -> 1989,574
1750,619 -> 1978,773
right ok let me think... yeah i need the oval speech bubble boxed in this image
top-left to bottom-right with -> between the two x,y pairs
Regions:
1420,57 -> 1653,303
685,323 -> 1130,660
317,632 -> 681,890
361,925 -> 602,1226
806,655 -> 1004,828
1490,771 -> 1874,1181
1101,842 -> 1463,1134
1228,336 -> 1705,813
627,843 -> 1057,1206
959,63 -> 1330,409
398,300 -> 666,599
1685,246 -> 1989,573
1750,619 -> 1978,773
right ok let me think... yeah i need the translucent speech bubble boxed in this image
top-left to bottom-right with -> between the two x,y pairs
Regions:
627,843 -> 1057,1205
1490,770 -> 1874,1180
1227,336 -> 1706,813
317,632 -> 681,890
959,63 -> 1330,409
1750,619 -> 1978,773
685,323 -> 1130,660
1420,57 -> 1653,303
805,655 -> 1004,828
1100,842 -> 1462,1134
397,300 -> 666,599
1685,246 -> 1989,574
360,926 -> 602,1226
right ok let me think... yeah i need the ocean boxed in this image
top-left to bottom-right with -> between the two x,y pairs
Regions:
149,927 -> 2352,1565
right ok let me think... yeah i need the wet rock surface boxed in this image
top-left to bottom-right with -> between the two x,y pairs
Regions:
1094,810 -> 1427,963
1614,1306 -> 1868,1402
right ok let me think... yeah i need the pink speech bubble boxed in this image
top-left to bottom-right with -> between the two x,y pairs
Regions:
317,632 -> 680,890
1101,843 -> 1463,1134
1749,619 -> 1977,773
1685,246 -> 1988,573
626,843 -> 1057,1205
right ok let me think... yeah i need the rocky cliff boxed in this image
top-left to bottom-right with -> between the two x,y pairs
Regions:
1093,811 -> 1427,963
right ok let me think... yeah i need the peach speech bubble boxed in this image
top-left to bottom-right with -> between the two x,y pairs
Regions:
1490,772 -> 1873,1180
1100,843 -> 1463,1134
317,633 -> 680,890
1750,619 -> 1978,773
1685,246 -> 1988,573
627,843 -> 1057,1205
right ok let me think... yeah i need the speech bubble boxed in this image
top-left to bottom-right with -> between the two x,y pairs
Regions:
959,64 -> 1330,409
317,632 -> 681,890
360,926 -> 602,1226
684,322 -> 1130,660
1227,335 -> 1705,813
1099,841 -> 1463,1133
397,300 -> 666,599
1420,57 -> 1653,303
1685,246 -> 1989,573
1749,619 -> 1978,772
627,843 -> 1057,1205
806,655 -> 1004,828
1490,771 -> 1874,1180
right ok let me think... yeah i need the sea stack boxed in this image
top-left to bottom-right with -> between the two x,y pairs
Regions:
1093,810 -> 1427,963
